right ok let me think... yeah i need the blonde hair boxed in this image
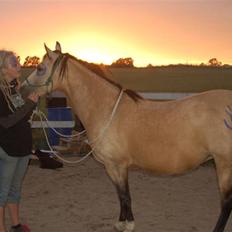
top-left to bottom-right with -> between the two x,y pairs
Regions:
0,50 -> 16,112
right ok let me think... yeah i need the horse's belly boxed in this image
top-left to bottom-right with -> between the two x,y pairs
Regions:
132,149 -> 208,175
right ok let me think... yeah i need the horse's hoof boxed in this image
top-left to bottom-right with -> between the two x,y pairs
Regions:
114,220 -> 135,232
114,221 -> 126,231
124,221 -> 135,232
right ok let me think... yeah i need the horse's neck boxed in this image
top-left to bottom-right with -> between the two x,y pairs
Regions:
61,61 -> 120,134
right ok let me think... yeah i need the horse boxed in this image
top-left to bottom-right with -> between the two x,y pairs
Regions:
21,42 -> 232,232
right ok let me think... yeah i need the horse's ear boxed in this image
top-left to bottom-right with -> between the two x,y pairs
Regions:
44,43 -> 55,59
55,41 -> 62,52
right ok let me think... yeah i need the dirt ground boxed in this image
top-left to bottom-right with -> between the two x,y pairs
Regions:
8,156 -> 232,232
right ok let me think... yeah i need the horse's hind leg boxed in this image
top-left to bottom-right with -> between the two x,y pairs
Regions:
213,158 -> 232,232
104,163 -> 135,232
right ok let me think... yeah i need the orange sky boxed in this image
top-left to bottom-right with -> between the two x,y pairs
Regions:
1,0 -> 232,67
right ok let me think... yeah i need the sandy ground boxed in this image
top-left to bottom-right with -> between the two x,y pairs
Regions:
8,156 -> 232,232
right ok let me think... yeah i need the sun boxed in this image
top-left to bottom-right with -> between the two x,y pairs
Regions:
61,32 -> 121,65
75,47 -> 113,65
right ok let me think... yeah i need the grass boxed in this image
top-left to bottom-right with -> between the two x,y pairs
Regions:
109,66 -> 232,92
21,66 -> 232,93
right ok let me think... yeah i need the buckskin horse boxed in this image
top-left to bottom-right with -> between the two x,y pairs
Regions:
21,42 -> 232,232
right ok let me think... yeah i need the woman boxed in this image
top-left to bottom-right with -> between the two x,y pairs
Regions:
0,50 -> 39,232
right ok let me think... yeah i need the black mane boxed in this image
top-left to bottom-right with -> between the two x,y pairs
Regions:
57,52 -> 143,102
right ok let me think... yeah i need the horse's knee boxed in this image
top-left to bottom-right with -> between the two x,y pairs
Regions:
222,190 -> 232,211
105,165 -> 134,225
119,190 -> 131,206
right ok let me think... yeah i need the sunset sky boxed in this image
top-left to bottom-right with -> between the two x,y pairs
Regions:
1,0 -> 232,67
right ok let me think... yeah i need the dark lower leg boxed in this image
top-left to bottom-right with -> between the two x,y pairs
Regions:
213,194 -> 232,232
116,181 -> 134,222
105,164 -> 134,224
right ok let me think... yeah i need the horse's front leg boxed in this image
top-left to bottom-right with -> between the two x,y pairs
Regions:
105,163 -> 135,232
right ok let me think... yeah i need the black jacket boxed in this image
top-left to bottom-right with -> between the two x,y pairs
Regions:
0,84 -> 36,156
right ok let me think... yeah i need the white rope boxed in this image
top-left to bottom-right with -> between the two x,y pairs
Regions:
36,111 -> 92,164
30,109 -> 90,164
88,89 -> 124,145
32,89 -> 124,164
40,111 -> 86,138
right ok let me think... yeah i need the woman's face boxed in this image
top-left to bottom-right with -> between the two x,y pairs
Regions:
3,54 -> 21,80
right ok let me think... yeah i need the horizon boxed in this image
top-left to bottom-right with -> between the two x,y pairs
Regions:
1,1 -> 232,67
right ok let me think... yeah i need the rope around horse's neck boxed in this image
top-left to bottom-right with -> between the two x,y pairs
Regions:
31,89 -> 124,164
88,89 -> 124,145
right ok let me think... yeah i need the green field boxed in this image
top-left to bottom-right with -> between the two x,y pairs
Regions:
21,66 -> 232,93
109,66 -> 232,93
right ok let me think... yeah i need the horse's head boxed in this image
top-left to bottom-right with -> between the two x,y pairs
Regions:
21,42 -> 65,98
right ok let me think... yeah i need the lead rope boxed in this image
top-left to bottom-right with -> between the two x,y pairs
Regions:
38,111 -> 86,138
36,111 -> 92,164
31,89 -> 124,164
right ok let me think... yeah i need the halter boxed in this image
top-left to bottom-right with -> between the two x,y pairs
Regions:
25,54 -> 64,93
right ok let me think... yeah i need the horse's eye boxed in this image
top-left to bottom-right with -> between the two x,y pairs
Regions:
36,64 -> 46,76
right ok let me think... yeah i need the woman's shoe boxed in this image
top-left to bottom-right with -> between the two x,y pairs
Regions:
34,149 -> 63,169
9,224 -> 31,232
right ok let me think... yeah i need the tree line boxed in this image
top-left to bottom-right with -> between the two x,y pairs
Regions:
18,56 -> 231,68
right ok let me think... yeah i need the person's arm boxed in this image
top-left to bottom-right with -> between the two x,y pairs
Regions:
0,99 -> 36,129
